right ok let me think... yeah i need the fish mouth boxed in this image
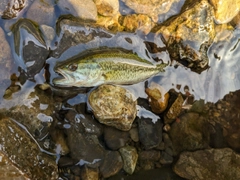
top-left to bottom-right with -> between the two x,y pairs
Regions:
53,68 -> 74,86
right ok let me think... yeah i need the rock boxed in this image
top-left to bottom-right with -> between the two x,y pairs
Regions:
122,0 -> 179,22
52,15 -> 113,58
164,93 -> 184,124
81,165 -> 99,180
129,127 -> 139,142
169,112 -> 210,155
118,14 -> 155,34
1,0 -> 26,19
159,151 -> 173,165
39,25 -> 55,48
119,146 -> 138,174
26,0 -> 56,26
139,150 -> 161,161
145,82 -> 169,114
57,0 -> 98,22
174,148 -> 240,180
0,151 -> 28,180
94,0 -> 119,17
210,0 -> 240,24
100,151 -> 123,178
88,84 -> 137,131
155,0 -> 215,73
138,117 -> 163,149
0,118 -> 58,179
104,126 -> 130,150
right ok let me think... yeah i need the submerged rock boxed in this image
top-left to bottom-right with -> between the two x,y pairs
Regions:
88,84 -> 137,131
119,146 -> 138,174
0,118 -> 58,179
174,148 -> 240,180
94,0 -> 119,17
57,0 -> 98,21
155,0 -> 215,73
1,0 -> 26,19
80,165 -> 99,180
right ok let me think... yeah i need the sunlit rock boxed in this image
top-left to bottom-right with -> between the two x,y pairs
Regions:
210,0 -> 240,24
80,165 -> 99,180
122,0 -> 179,22
0,118 -> 58,179
88,84 -> 137,131
145,82 -> 169,114
155,0 -> 215,73
119,146 -> 138,174
119,14 -> 155,34
174,148 -> 240,180
1,0 -> 26,19
169,112 -> 210,155
57,0 -> 98,22
94,0 -> 119,17
26,0 -> 56,26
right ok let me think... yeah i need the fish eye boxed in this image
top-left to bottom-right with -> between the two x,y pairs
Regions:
68,63 -> 78,71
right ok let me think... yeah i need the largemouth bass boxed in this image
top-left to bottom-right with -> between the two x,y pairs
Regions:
53,49 -> 167,87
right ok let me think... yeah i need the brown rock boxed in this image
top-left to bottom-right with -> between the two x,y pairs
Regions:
88,84 -> 137,131
174,148 -> 240,180
1,0 -> 26,19
81,165 -> 99,180
145,82 -> 169,114
94,0 -> 119,17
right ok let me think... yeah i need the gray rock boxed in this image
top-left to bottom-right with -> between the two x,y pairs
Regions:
26,0 -> 56,26
174,148 -> 240,180
104,126 -> 130,150
160,151 -> 173,165
119,146 -> 138,174
0,118 -> 58,179
57,0 -> 98,21
100,151 -> 123,178
169,112 -> 210,155
138,117 -> 162,149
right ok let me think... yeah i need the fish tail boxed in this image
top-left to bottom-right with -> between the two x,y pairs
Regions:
156,63 -> 167,72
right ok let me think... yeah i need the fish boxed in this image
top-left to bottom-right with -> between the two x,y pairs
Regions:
53,48 -> 167,87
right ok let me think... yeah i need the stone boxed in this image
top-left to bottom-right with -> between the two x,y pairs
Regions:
169,112 -> 210,155
159,151 -> 173,165
164,93 -> 184,124
94,0 -> 119,17
118,14 -> 155,34
138,117 -> 163,149
1,0 -> 26,19
119,146 -> 138,174
81,165 -> 99,180
174,148 -> 240,180
145,82 -> 169,114
104,126 -> 130,150
122,0 -> 179,22
26,0 -> 56,26
57,0 -> 98,21
88,84 -> 137,131
156,0 -> 215,73
210,0 -> 240,24
129,127 -> 139,142
139,150 -> 161,161
0,151 -> 28,180
0,118 -> 58,179
100,151 -> 123,178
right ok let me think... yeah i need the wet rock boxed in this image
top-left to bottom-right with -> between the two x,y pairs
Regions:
104,126 -> 130,150
159,151 -> 173,165
26,0 -> 56,26
100,151 -> 123,178
52,15 -> 113,58
94,0 -> 119,17
11,18 -> 48,80
88,84 -> 137,131
1,0 -> 26,19
57,0 -> 98,21
164,93 -> 184,124
174,148 -> 240,180
169,112 -> 210,155
156,0 -> 215,73
0,118 -> 58,179
119,146 -> 138,174
0,151 -> 28,180
118,14 -> 155,34
145,82 -> 169,114
40,25 -> 55,48
81,165 -> 99,180
210,0 -> 240,24
129,127 -> 139,142
139,150 -> 161,161
122,0 -> 179,22
138,117 -> 163,149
